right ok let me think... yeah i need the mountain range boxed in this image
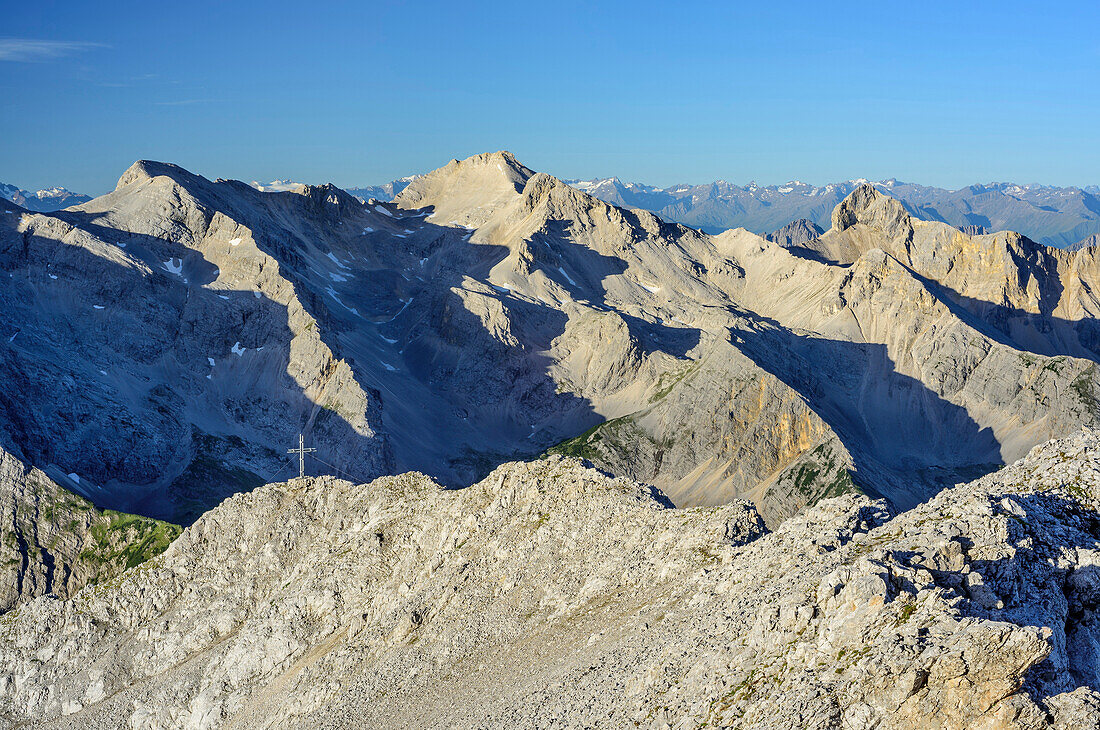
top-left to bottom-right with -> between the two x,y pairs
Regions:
562,177 -> 1100,248
14,172 -> 1100,249
3,152 -> 1100,528
3,150 -> 1100,726
0,182 -> 91,212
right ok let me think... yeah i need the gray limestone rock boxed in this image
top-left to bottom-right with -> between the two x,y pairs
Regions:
2,430 -> 1099,728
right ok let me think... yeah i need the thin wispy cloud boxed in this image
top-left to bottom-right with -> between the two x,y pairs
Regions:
0,38 -> 106,62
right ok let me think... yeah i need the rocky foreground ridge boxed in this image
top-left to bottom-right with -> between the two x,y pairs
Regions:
2,429 -> 1099,728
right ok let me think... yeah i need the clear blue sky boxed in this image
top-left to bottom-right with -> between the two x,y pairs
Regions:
2,1 -> 1099,193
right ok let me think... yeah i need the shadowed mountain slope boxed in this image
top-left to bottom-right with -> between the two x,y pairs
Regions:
1,153 -> 1099,529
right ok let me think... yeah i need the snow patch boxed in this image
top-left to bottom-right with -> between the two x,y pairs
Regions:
218,294 -> 230,300
329,272 -> 348,282
163,258 -> 183,276
208,357 -> 216,367
557,266 -> 577,286
48,274 -> 58,280
93,305 -> 105,310
229,238 -> 242,247
640,283 -> 661,293
379,334 -> 398,344
325,286 -> 359,315
326,252 -> 351,270
383,299 -> 412,322
380,361 -> 398,372
254,291 -> 261,299
375,205 -> 393,217
231,342 -> 245,356
68,473 -> 80,484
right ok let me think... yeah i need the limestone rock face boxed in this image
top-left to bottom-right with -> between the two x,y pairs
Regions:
764,217 -> 823,248
2,430 -> 1099,728
0,441 -> 179,613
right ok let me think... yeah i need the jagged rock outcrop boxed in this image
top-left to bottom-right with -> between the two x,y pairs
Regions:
0,441 -> 179,613
1070,233 -> 1100,251
765,217 -> 823,248
2,430 -> 1099,728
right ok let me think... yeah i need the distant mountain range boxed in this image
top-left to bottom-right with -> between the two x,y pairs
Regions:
11,173 -> 1100,248
0,182 -> 91,212
559,177 -> 1100,248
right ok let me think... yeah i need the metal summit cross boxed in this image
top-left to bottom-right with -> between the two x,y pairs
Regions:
288,433 -> 316,479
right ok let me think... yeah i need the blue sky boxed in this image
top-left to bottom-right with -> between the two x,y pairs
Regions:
2,1 -> 1099,193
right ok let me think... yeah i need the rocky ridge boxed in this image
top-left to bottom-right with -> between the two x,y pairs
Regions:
0,442 -> 179,614
1,429 -> 1099,728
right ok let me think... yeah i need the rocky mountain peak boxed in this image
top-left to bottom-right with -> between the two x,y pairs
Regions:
830,182 -> 913,238
115,159 -> 204,191
392,151 -> 538,226
765,218 -> 824,248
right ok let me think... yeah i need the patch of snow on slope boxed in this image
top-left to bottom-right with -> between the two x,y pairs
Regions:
640,283 -> 661,293
231,342 -> 245,356
557,267 -> 577,286
325,287 -> 359,315
163,258 -> 183,276
326,252 -> 351,270
229,238 -> 242,247
383,299 -> 412,322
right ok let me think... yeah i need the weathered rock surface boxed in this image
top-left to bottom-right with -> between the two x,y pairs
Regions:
2,429 -> 1099,728
0,440 -> 179,614
765,217 -> 824,248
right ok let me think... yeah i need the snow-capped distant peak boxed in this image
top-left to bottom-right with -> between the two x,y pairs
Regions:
251,180 -> 306,193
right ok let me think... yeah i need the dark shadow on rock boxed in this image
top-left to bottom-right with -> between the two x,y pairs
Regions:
909,269 -> 1100,362
0,209 -> 391,524
730,310 -> 1003,509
